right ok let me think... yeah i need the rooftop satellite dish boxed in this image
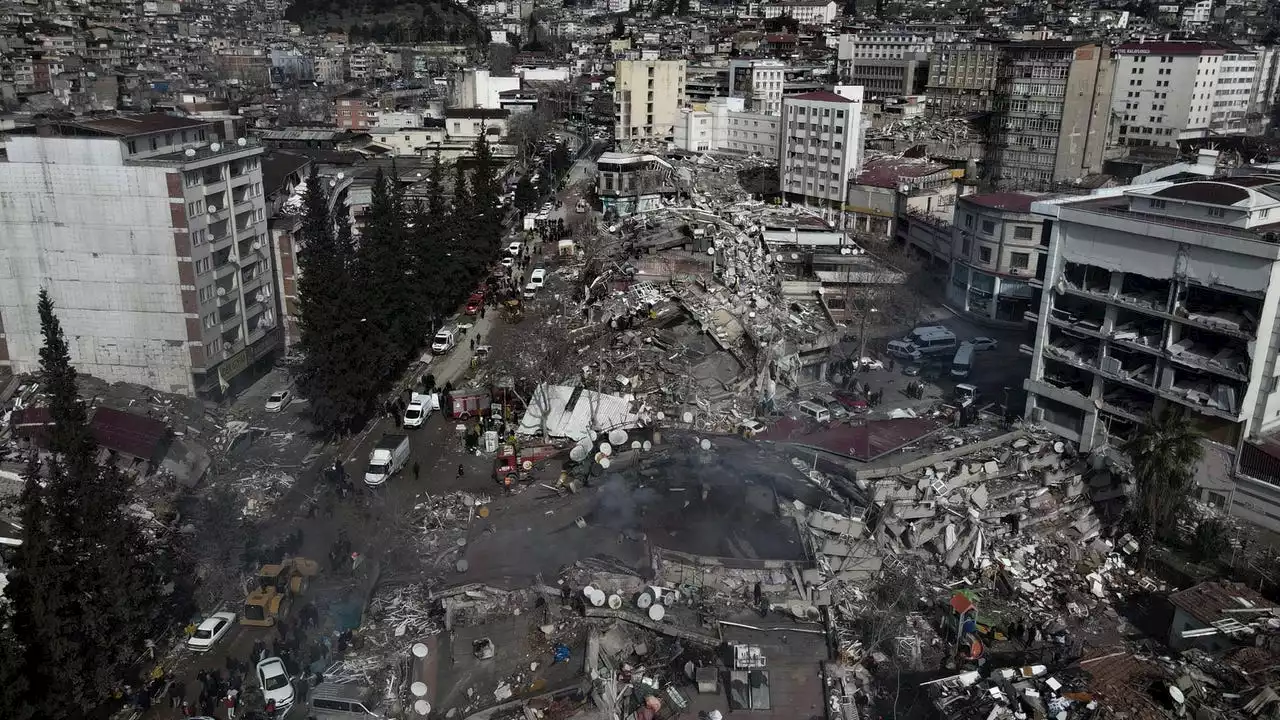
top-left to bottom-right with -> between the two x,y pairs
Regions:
631,440 -> 641,450
707,248 -> 716,256
648,604 -> 665,621
336,172 -> 345,180
589,430 -> 598,441
700,439 -> 711,451
657,411 -> 665,420
642,440 -> 652,451
569,445 -> 588,462
682,411 -> 694,424
410,682 -> 428,698
600,442 -> 612,456
184,148 -> 196,157
412,643 -> 429,658
237,137 -> 247,146
414,700 -> 431,716
609,429 -> 628,445
210,142 -> 221,152
598,456 -> 611,469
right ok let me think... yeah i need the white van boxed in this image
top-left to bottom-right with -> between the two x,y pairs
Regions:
431,328 -> 456,354
797,400 -> 831,423
887,326 -> 958,360
530,268 -> 547,288
523,282 -> 538,299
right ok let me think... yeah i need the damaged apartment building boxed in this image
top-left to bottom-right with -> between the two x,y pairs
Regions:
1022,173 -> 1280,531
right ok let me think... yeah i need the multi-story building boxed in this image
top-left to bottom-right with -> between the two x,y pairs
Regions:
313,55 -> 345,85
837,33 -> 932,101
613,59 -> 686,144
946,192 -> 1046,325
1250,46 -> 1280,130
0,114 -> 276,398
1111,41 -> 1262,147
926,40 -> 1001,115
1024,173 -> 1280,531
673,97 -> 781,160
596,151 -> 677,216
334,91 -> 376,130
985,41 -> 1115,190
760,0 -> 838,24
778,87 -> 866,224
728,59 -> 786,116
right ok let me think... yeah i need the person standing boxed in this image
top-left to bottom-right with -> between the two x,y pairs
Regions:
457,463 -> 465,479
413,461 -> 421,481
224,690 -> 238,720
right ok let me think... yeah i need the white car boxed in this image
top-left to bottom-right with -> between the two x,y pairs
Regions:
403,400 -> 428,428
500,257 -> 514,268
859,357 -> 885,371
506,242 -> 522,256
264,389 -> 291,413
257,657 -> 295,711
188,612 -> 236,653
970,337 -> 999,351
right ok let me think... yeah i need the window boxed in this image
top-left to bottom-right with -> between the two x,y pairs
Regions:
198,285 -> 213,303
195,257 -> 211,274
964,214 -> 974,229
203,313 -> 216,329
981,220 -> 996,235
187,200 -> 204,216
1013,226 -> 1033,241
1207,207 -> 1225,218
192,229 -> 207,246
961,237 -> 971,255
1151,199 -> 1166,210
184,171 -> 200,187
979,247 -> 992,263
126,140 -> 137,154
1010,252 -> 1030,269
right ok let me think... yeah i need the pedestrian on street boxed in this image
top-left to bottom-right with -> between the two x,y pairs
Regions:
168,678 -> 184,708
181,700 -> 194,718
265,698 -> 277,720
458,463 -> 465,479
413,461 -> 421,481
225,690 -> 238,720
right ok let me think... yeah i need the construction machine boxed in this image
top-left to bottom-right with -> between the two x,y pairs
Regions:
241,557 -> 319,627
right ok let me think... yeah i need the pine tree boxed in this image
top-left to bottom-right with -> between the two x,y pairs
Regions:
0,291 -> 172,716
296,170 -> 369,433
513,173 -> 539,214
469,133 -> 503,259
354,167 -> 417,374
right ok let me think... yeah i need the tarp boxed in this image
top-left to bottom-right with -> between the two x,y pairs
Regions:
517,383 -> 638,441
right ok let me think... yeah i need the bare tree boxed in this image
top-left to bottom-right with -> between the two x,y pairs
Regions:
506,111 -> 549,163
490,317 -> 579,440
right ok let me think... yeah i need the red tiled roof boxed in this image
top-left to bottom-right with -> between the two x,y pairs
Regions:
1080,652 -> 1168,720
962,192 -> 1037,213
855,157 -> 950,188
89,407 -> 171,461
1168,580 -> 1270,627
788,90 -> 855,104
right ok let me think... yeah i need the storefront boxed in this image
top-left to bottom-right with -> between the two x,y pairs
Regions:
948,264 -> 1039,326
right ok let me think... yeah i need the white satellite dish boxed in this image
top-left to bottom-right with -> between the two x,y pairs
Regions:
648,604 -> 666,621
657,411 -> 665,420
598,456 -> 611,469
410,682 -> 428,698
210,142 -> 221,152
414,700 -> 431,716
642,441 -> 652,451
609,429 -> 628,445
412,643 -> 429,659
237,137 -> 247,146
590,589 -> 606,607
184,148 -> 196,157
589,430 -> 598,441
336,172 -> 345,180
682,411 -> 694,423
636,591 -> 653,608
631,440 -> 641,450
583,585 -> 596,598
570,445 -> 588,462
608,594 -> 622,609
600,442 -> 612,456
700,439 -> 711,451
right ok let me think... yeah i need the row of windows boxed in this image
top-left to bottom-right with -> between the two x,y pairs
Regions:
788,106 -> 848,120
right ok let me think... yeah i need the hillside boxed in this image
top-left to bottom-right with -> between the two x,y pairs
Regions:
285,0 -> 487,44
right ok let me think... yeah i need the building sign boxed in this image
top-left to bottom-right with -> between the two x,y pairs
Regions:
217,349 -> 249,391
1114,47 -> 1151,55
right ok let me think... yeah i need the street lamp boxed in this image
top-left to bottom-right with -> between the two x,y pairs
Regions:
858,307 -> 878,372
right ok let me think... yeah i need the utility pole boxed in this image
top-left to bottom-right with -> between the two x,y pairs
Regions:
858,307 -> 878,369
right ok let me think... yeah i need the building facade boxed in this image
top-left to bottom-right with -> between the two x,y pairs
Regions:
334,91 -> 376,130
673,97 -> 781,160
760,0 -> 838,24
837,33 -> 932,101
0,114 -> 276,398
946,193 -> 1046,325
728,59 -> 786,116
779,87 -> 866,224
926,41 -> 1001,115
986,41 -> 1115,190
614,59 -> 687,144
1024,176 -> 1280,459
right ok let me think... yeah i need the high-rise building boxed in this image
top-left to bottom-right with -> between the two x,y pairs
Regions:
925,40 -> 1001,115
728,59 -> 787,116
613,59 -> 687,144
837,33 -> 932,101
985,41 -> 1115,190
778,86 -> 865,224
0,114 -> 278,398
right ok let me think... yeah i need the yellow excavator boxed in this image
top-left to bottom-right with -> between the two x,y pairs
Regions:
241,557 -> 319,627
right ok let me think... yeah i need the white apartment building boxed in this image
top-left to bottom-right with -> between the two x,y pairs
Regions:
728,59 -> 786,116
455,68 -> 521,110
779,86 -> 866,223
614,59 -> 687,143
1112,41 -> 1263,146
673,97 -> 781,160
0,114 -> 276,398
760,0 -> 838,24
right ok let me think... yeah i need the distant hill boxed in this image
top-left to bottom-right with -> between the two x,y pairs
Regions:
285,0 -> 488,44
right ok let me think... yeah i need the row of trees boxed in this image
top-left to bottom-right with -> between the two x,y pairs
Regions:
0,292 -> 188,719
296,136 -> 505,434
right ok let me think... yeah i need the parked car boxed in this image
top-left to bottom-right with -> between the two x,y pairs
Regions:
500,257 -> 515,268
465,293 -> 484,315
859,357 -> 884,371
902,365 -> 922,377
736,419 -> 767,437
187,612 -> 236,653
264,390 -> 291,413
970,336 -> 999,351
832,390 -> 868,413
257,657 -> 296,711
506,242 -> 523,256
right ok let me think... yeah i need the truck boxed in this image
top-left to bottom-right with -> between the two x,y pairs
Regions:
447,388 -> 492,419
887,326 -> 958,361
494,443 -> 560,486
365,434 -> 410,486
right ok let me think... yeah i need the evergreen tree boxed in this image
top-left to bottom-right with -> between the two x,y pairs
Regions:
295,170 -> 368,433
354,167 -> 418,372
469,133 -> 503,259
1,291 -> 172,717
513,172 -> 539,214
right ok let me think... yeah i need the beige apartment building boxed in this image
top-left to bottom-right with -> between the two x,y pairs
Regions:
614,59 -> 687,143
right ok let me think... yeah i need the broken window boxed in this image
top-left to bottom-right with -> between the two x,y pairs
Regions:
1062,261 -> 1110,294
1117,272 -> 1171,312
1167,324 -> 1249,379
1102,345 -> 1155,388
1051,293 -> 1106,334
1110,308 -> 1163,351
1176,284 -> 1260,338
1043,358 -> 1093,398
